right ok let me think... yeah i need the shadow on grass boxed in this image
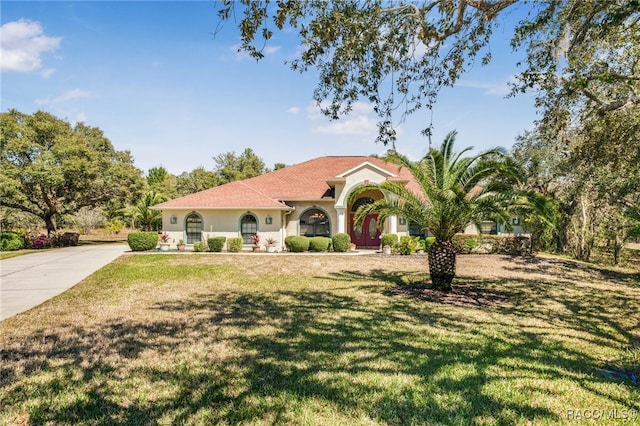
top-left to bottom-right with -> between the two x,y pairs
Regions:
1,259 -> 639,424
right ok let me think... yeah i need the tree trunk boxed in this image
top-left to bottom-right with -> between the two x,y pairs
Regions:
428,240 -> 456,291
43,212 -> 56,236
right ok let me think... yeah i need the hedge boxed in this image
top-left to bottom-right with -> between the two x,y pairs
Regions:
207,237 -> 226,252
193,241 -> 208,252
288,236 -> 310,252
332,233 -> 351,252
381,233 -> 398,248
450,234 -> 531,256
127,232 -> 158,251
284,236 -> 297,251
0,232 -> 24,251
309,236 -> 332,252
227,237 -> 243,253
395,236 -> 421,255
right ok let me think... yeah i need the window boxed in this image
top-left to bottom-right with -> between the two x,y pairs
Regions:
300,208 -> 330,237
186,213 -> 203,244
241,214 -> 258,244
351,197 -> 374,212
409,221 -> 426,237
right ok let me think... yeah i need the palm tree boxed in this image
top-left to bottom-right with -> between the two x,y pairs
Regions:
132,191 -> 167,231
351,131 -> 520,291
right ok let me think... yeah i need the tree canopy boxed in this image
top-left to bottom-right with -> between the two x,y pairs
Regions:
0,110 -> 144,233
217,0 -> 639,147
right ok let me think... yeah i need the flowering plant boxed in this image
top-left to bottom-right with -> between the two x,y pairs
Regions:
252,234 -> 260,245
159,232 -> 170,243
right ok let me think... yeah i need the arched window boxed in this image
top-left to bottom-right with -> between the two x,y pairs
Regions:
240,214 -> 258,244
351,197 -> 374,212
185,213 -> 203,244
300,208 -> 330,237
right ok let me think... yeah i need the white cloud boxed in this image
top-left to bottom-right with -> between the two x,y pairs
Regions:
35,88 -> 93,105
0,19 -> 61,72
456,76 -> 515,96
40,68 -> 55,79
287,106 -> 301,114
308,101 -> 377,137
230,43 -> 282,61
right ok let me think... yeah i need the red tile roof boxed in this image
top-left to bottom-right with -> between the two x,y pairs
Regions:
155,156 -> 419,209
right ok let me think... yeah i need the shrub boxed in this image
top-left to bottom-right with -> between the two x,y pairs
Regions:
284,236 -> 297,251
309,236 -> 331,252
332,233 -> 351,252
193,241 -> 208,252
394,236 -> 421,255
59,232 -> 80,247
227,237 -> 243,253
288,236 -> 310,252
424,236 -> 436,251
0,232 -> 24,251
381,233 -> 398,248
127,231 -> 158,251
208,237 -> 226,252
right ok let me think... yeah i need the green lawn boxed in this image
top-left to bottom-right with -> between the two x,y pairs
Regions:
1,254 -> 638,425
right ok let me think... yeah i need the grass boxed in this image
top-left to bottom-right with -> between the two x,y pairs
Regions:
1,253 -> 638,425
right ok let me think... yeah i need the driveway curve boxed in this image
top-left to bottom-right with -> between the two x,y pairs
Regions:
0,244 -> 127,321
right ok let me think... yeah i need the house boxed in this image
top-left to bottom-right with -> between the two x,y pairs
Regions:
153,156 -> 523,250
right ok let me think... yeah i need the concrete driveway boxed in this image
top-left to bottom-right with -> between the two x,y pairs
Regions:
0,244 -> 127,321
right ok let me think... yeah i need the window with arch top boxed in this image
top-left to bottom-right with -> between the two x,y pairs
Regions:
240,214 -> 258,244
300,208 -> 330,237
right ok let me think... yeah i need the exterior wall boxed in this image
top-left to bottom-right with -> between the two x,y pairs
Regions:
160,209 -> 286,250
284,201 -> 337,237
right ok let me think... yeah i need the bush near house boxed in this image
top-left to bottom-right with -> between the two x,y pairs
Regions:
227,237 -> 243,253
332,233 -> 351,252
288,236 -> 310,252
381,233 -> 398,248
284,236 -> 297,251
451,235 -> 531,256
0,232 -> 24,251
207,237 -> 226,253
193,241 -> 208,252
394,236 -> 422,255
127,232 -> 158,251
309,237 -> 332,252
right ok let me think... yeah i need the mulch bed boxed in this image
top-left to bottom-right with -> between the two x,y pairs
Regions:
389,283 -> 509,307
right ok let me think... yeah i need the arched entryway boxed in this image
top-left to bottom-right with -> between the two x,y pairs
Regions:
349,196 -> 381,248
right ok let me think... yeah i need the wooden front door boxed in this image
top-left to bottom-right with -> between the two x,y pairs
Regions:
350,213 -> 381,247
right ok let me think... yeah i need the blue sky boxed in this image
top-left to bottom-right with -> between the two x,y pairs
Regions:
1,1 -> 537,175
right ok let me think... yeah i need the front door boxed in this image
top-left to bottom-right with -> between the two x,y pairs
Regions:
350,213 -> 381,247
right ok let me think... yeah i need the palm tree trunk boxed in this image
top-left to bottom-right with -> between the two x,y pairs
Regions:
428,240 -> 456,291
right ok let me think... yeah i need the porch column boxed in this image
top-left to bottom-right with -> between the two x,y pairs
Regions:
336,208 -> 346,234
389,215 -> 398,234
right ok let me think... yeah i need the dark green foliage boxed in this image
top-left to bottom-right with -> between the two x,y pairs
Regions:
127,232 -> 158,251
309,236 -> 331,252
59,232 -> 80,247
288,236 -> 310,253
284,236 -> 297,251
381,233 -> 398,248
450,234 -> 531,256
0,232 -> 24,251
208,237 -> 226,252
394,236 -> 421,255
331,233 -> 351,252
227,237 -> 243,253
193,241 -> 208,252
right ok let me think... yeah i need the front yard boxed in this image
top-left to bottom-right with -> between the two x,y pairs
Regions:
1,254 -> 638,425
